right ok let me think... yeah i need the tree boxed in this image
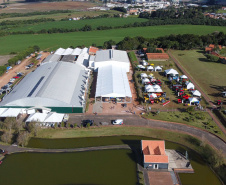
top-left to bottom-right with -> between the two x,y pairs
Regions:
206,54 -> 219,62
186,106 -> 195,114
27,122 -> 40,136
17,131 -> 30,147
4,117 -> 16,133
13,121 -> 24,134
1,131 -> 13,144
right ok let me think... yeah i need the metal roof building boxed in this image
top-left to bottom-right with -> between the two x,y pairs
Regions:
0,62 -> 89,113
94,49 -> 130,72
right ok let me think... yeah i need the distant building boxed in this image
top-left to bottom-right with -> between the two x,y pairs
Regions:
88,46 -> 99,55
205,44 -> 222,53
141,140 -> 169,169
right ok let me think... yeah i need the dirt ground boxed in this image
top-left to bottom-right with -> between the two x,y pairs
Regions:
0,55 -> 15,66
0,52 -> 50,88
1,1 -> 95,13
148,171 -> 174,185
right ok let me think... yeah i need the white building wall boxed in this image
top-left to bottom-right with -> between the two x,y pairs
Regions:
94,61 -> 130,72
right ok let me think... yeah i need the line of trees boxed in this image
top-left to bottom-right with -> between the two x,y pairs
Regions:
115,32 -> 226,51
0,18 -> 55,26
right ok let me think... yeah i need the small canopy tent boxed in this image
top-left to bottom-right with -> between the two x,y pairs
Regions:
154,88 -> 163,93
145,85 -> 155,93
142,60 -> 148,66
0,108 -> 22,118
154,66 -> 162,72
140,73 -> 148,79
137,65 -> 145,70
192,90 -> 201,97
186,82 -> 195,90
188,97 -> 199,105
142,78 -> 150,84
153,84 -> 161,89
164,69 -> 179,76
180,75 -> 188,79
147,66 -> 154,71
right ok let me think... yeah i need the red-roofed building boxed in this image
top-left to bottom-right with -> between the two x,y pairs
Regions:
89,46 -> 99,55
205,44 -> 222,53
141,140 -> 169,169
146,53 -> 169,61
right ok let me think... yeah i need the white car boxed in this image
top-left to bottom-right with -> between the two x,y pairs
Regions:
10,78 -> 15,82
112,119 -> 123,125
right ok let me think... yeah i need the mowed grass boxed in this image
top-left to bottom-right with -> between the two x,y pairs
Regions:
170,50 -> 226,101
8,17 -> 148,32
1,25 -> 226,55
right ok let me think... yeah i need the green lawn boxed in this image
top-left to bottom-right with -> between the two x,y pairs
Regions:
170,50 -> 226,102
0,25 -> 226,55
5,17 -> 148,32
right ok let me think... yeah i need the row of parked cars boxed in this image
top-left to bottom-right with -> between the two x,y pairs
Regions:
25,63 -> 34,70
81,119 -> 123,127
0,72 -> 23,95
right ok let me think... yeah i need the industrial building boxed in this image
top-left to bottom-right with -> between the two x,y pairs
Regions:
0,61 -> 90,113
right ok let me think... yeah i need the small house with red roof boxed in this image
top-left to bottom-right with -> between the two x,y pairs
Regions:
89,46 -> 99,55
141,140 -> 169,169
205,44 -> 222,53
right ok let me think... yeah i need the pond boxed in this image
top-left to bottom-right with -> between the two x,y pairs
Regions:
0,136 -> 222,185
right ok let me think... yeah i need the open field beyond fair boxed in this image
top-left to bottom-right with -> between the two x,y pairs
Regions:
0,25 -> 226,55
170,50 -> 226,102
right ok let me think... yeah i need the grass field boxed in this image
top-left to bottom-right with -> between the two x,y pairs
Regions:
7,17 -> 148,32
0,25 -> 226,55
170,50 -> 226,102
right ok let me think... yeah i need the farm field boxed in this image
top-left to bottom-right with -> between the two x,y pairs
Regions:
170,50 -> 226,102
0,1 -> 96,13
0,25 -> 226,55
6,17 -> 148,32
0,10 -> 120,22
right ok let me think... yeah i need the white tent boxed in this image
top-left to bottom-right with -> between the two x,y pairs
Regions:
140,73 -> 148,78
145,85 -> 154,92
154,88 -> 163,93
137,65 -> 145,69
186,82 -> 195,89
142,78 -> 150,84
44,112 -> 64,123
165,68 -> 179,76
95,65 -> 132,98
0,108 -> 22,118
192,90 -> 201,97
153,84 -> 161,89
147,66 -> 154,71
148,93 -> 157,98
54,48 -> 65,55
154,66 -> 162,72
26,113 -> 48,122
142,60 -> 148,66
188,97 -> 199,104
180,75 -> 188,79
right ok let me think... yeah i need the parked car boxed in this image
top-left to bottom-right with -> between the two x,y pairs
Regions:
82,120 -> 94,127
0,149 -> 4,153
63,114 -> 69,122
10,78 -> 15,82
0,89 -> 4,95
112,119 -> 123,125
7,82 -> 13,87
13,76 -> 20,79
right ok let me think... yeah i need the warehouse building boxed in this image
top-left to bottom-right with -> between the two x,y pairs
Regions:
93,49 -> 130,72
0,62 -> 90,113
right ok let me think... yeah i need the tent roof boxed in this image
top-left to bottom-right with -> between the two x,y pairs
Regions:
44,112 -> 64,123
165,68 -> 179,75
147,66 -> 154,69
142,78 -> 150,82
192,90 -> 201,96
180,75 -> 188,79
148,93 -> 157,98
153,84 -> 161,89
0,108 -> 21,117
55,48 -> 65,55
137,65 -> 145,69
26,113 -> 48,122
140,73 -> 148,77
154,66 -> 162,69
188,97 -> 199,102
95,65 -> 132,98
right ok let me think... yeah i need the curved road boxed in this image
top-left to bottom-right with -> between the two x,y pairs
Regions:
70,114 -> 226,155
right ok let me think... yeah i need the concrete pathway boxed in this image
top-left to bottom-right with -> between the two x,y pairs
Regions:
0,144 -> 130,154
69,114 -> 226,155
168,50 -> 226,135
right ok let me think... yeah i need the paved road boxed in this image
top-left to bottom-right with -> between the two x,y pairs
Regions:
168,50 -> 226,135
69,114 -> 226,155
0,144 -> 130,154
